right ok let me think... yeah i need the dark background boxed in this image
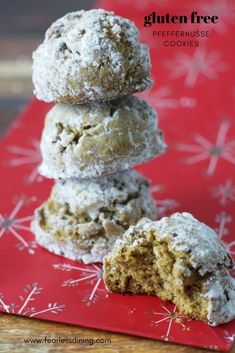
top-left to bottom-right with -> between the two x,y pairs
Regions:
0,0 -> 94,136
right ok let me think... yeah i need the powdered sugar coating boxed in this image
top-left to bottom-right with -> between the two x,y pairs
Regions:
32,9 -> 152,103
123,213 -> 233,275
31,219 -> 118,264
52,170 -> 156,219
39,96 -> 167,179
205,267 -> 235,326
31,170 -> 156,264
109,213 -> 235,325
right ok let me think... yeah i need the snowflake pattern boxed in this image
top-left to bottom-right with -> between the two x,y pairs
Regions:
165,48 -> 228,87
155,199 -> 180,219
8,140 -> 42,184
151,185 -> 180,219
203,345 -> 220,350
211,180 -> 235,205
53,263 -> 105,306
176,120 -> 235,176
200,0 -> 235,34
182,0 -> 235,36
0,0 -> 234,349
0,282 -> 65,317
150,185 -> 164,194
147,305 -> 190,341
215,212 -> 235,255
0,198 -> 36,254
138,86 -> 196,113
223,330 -> 235,344
154,197 -> 179,219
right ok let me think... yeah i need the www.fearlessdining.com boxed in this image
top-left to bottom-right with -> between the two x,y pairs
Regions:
23,336 -> 112,345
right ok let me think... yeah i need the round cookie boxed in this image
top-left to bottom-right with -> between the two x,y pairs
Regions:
31,170 -> 156,264
103,213 -> 235,326
32,9 -> 152,104
39,96 -> 167,179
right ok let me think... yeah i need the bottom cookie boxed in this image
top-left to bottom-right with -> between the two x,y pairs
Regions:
31,218 -> 118,264
31,170 -> 156,263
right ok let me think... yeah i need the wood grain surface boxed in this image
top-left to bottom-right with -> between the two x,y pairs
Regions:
0,1 -> 234,352
1,312 -> 229,353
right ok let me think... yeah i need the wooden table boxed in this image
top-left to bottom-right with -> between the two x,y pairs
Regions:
1,312 -> 228,353
0,2 -> 234,352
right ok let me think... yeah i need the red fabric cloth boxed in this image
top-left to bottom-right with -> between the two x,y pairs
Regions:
0,0 -> 235,350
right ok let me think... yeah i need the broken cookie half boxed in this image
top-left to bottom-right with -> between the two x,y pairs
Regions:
103,212 -> 235,326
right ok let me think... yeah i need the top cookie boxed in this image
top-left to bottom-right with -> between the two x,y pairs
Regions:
32,9 -> 152,104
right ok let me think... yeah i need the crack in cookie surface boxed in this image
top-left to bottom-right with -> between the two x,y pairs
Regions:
32,170 -> 156,263
32,9 -> 152,103
39,96 -> 167,179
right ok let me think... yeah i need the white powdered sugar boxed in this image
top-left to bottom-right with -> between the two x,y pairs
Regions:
39,96 -> 167,179
32,9 -> 152,103
31,170 -> 156,264
31,218 -> 118,264
109,213 -> 235,325
205,267 -> 235,326
51,170 -> 156,219
162,213 -> 231,272
132,213 -> 233,275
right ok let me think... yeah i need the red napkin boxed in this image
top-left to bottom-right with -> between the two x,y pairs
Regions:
0,0 -> 235,350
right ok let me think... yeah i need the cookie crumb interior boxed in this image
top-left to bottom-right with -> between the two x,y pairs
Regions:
104,228 -> 212,322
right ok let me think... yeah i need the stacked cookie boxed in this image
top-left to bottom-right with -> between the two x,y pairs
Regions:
31,9 -> 167,263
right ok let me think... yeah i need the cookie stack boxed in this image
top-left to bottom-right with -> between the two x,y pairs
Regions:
31,9 -> 167,263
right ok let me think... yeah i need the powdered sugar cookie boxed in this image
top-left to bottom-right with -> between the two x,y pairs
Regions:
103,213 -> 235,326
39,96 -> 167,179
32,9 -> 152,104
31,170 -> 156,264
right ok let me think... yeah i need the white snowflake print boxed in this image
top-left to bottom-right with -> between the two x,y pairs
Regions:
138,86 -> 196,113
8,139 -> 42,184
215,211 -> 232,238
223,330 -> 235,344
150,185 -> 163,194
151,185 -> 179,219
0,198 -> 36,254
200,0 -> 235,34
53,263 -> 105,306
203,345 -> 220,350
211,180 -> 235,205
215,212 -> 235,255
176,120 -> 235,176
165,48 -> 228,87
0,282 -> 65,317
147,305 -> 190,341
155,199 -> 180,219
